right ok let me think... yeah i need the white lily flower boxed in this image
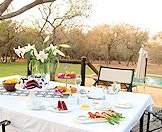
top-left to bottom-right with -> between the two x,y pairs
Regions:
59,44 -> 70,48
20,47 -> 27,58
44,36 -> 50,43
33,48 -> 38,57
54,49 -> 65,57
14,46 -> 22,57
36,50 -> 48,63
25,44 -> 35,52
14,46 -> 27,58
46,44 -> 57,51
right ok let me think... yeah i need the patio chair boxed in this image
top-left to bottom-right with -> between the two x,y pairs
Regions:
93,66 -> 134,92
0,120 -> 11,132
145,109 -> 162,132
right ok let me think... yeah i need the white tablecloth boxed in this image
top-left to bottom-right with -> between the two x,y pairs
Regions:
0,76 -> 153,132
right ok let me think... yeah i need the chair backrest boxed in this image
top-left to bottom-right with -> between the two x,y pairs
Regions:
98,66 -> 134,91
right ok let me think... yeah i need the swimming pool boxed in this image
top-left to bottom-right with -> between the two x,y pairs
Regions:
134,75 -> 162,87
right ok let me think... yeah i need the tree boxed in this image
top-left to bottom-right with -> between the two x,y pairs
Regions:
0,0 -> 56,20
149,32 -> 162,65
34,0 -> 91,45
0,20 -> 22,62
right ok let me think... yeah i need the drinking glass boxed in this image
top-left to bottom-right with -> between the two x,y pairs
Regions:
75,75 -> 81,92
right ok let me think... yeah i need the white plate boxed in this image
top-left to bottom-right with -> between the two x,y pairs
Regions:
15,84 -> 46,91
29,105 -> 46,110
115,100 -> 134,109
86,94 -> 105,100
95,105 -> 112,111
46,106 -> 74,113
76,114 -> 89,121
115,104 -> 134,109
74,117 -> 107,124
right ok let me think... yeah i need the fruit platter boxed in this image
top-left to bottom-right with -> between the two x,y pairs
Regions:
54,86 -> 77,96
57,72 -> 76,79
47,100 -> 73,113
75,109 -> 125,124
54,86 -> 71,96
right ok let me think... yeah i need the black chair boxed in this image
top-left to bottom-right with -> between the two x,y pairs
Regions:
93,66 -> 134,92
145,109 -> 162,132
0,120 -> 11,132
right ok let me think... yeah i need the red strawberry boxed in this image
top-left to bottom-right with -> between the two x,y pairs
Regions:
62,101 -> 68,110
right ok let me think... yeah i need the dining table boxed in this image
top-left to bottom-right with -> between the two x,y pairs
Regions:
0,75 -> 154,132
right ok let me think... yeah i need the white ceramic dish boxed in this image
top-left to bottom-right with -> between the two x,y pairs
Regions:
29,105 -> 46,110
86,94 -> 105,100
15,84 -> 46,91
115,100 -> 134,109
74,117 -> 106,124
46,106 -> 73,113
76,114 -> 89,121
95,105 -> 112,111
115,104 -> 134,109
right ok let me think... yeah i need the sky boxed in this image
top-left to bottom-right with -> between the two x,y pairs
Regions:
5,0 -> 162,34
88,0 -> 162,34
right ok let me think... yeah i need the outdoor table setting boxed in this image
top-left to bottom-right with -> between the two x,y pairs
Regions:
0,75 -> 154,132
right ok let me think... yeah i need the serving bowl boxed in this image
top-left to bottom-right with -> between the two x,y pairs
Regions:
2,81 -> 17,92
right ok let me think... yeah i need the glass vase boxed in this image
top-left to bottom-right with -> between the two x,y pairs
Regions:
32,61 -> 50,85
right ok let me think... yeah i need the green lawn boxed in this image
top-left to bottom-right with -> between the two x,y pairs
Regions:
0,62 -> 97,77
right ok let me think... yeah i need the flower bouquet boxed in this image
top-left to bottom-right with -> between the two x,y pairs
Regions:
14,36 -> 70,84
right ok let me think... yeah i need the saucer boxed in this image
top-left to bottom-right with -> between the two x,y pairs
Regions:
46,106 -> 74,113
115,104 -> 134,109
115,100 -> 134,109
29,105 -> 46,110
95,105 -> 112,111
76,114 -> 89,121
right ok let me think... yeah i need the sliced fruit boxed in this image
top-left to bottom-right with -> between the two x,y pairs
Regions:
5,80 -> 12,83
11,78 -> 18,83
70,87 -> 77,93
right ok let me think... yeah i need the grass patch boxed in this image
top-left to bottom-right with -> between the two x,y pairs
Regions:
0,62 -> 27,77
0,62 -> 98,77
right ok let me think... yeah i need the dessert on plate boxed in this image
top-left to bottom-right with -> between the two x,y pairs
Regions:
57,100 -> 68,111
15,75 -> 47,90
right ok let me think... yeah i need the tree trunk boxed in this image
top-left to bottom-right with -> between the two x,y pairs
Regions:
127,53 -> 134,66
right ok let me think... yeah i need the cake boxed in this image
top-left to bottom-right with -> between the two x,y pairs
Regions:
26,80 -> 39,89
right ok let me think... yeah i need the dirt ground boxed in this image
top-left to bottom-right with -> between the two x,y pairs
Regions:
92,60 -> 162,75
85,77 -> 162,108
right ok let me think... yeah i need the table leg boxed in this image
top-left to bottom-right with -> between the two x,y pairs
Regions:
146,111 -> 150,132
2,124 -> 5,132
140,113 -> 144,132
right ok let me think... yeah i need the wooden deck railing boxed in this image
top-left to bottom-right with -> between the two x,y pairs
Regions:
27,56 -> 99,86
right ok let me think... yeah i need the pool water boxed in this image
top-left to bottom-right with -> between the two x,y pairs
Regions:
134,76 -> 162,87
